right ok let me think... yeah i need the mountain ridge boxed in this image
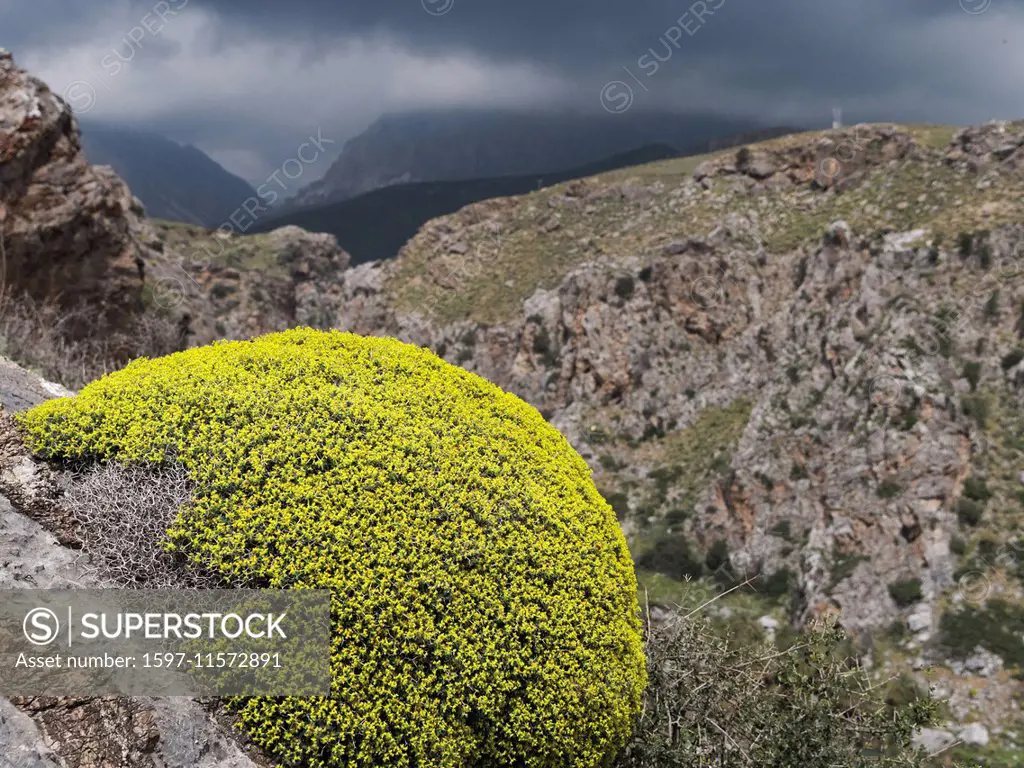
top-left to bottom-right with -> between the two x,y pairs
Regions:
249,143 -> 684,264
284,106 -> 803,209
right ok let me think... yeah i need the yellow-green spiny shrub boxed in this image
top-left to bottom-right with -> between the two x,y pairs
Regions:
18,328 -> 647,768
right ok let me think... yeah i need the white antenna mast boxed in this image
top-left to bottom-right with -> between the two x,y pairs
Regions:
832,107 -> 843,130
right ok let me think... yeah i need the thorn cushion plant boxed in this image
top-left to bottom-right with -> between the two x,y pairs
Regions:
18,328 -> 647,768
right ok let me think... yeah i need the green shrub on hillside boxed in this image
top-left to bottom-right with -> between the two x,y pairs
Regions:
617,612 -> 940,767
19,328 -> 646,768
888,578 -> 923,607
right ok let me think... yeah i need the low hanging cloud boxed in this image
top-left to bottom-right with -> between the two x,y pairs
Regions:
3,0 -> 1022,182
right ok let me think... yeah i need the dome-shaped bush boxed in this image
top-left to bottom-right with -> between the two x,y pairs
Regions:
19,328 -> 646,768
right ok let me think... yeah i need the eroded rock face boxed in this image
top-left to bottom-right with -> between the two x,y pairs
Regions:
143,222 -> 352,345
945,120 -> 1024,173
0,50 -> 148,331
692,123 -> 925,191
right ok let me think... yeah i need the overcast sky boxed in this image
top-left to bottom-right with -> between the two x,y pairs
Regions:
2,0 -> 1021,184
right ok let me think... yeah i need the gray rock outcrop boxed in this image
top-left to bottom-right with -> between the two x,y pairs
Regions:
0,50 -> 148,331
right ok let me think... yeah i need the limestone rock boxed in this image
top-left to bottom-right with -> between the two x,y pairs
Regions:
958,722 -> 990,746
0,51 -> 147,331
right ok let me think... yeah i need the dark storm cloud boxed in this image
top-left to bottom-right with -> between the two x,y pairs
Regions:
1,0 -> 1021,180
128,0 -> 1012,94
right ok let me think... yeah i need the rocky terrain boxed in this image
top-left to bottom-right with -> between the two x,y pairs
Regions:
0,50 -> 147,333
0,48 -> 354,360
1,49 -> 1023,765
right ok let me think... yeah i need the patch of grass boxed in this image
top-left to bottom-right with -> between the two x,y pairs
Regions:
887,578 -> 923,607
877,476 -> 904,499
963,360 -> 982,391
938,598 -> 1024,676
152,219 -> 288,275
614,275 -> 635,301
633,568 -> 712,610
956,497 -> 985,527
646,398 -> 753,511
947,740 -> 1024,768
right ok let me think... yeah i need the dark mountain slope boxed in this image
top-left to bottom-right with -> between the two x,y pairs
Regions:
78,122 -> 257,228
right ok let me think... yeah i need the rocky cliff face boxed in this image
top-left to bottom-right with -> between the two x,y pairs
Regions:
330,122 -> 1024,621
0,50 -> 147,332
146,220 -> 350,346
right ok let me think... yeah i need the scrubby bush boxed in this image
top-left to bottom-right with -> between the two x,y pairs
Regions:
616,610 -> 940,767
962,360 -> 982,391
0,289 -> 183,389
19,328 -> 647,768
614,275 -> 636,301
957,497 -> 985,527
760,567 -> 794,598
938,599 -> 1024,675
876,476 -> 904,499
1001,347 -> 1024,371
887,578 -> 923,607
636,534 -> 705,582
957,231 -> 973,257
962,475 -> 992,503
961,393 -> 991,430
59,461 -> 217,588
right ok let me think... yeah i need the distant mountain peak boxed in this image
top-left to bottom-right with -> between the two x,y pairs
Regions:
77,121 -> 257,228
